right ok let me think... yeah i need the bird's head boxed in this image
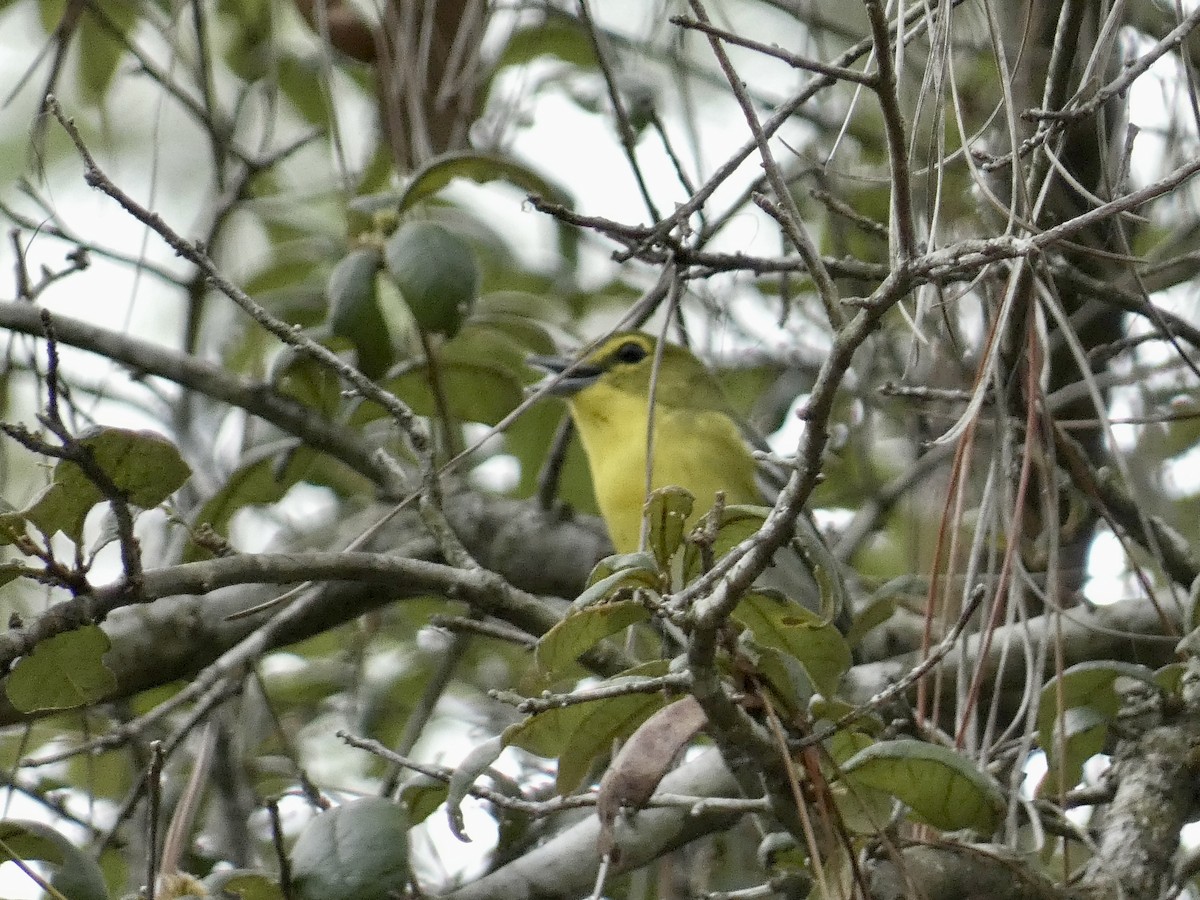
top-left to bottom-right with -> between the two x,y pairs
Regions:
528,332 -> 724,411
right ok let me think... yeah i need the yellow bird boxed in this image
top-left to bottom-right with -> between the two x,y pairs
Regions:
530,331 -> 841,620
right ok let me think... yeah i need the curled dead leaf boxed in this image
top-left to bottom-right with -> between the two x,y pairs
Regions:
596,696 -> 708,859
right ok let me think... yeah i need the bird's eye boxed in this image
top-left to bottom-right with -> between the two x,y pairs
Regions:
614,341 -> 648,364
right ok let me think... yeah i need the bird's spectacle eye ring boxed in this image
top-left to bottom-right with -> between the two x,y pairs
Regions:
614,341 -> 648,364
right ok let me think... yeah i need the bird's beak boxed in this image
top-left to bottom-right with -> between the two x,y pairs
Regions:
527,353 -> 604,396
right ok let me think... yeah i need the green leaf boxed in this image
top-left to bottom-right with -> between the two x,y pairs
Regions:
75,427 -> 190,507
396,152 -> 573,216
504,663 -> 670,795
64,741 -> 132,802
503,663 -> 669,761
584,552 -> 660,587
21,480 -> 97,545
18,428 -> 190,543
711,504 -> 770,553
184,445 -> 318,563
842,739 -> 1005,833
276,54 -> 329,126
240,245 -> 324,315
1155,662 -> 1187,696
270,347 -> 343,417
737,641 -> 812,714
446,737 -> 504,841
204,869 -> 286,900
826,729 -> 876,765
830,778 -> 895,836
573,552 -> 660,610
77,2 -> 137,103
39,0 -> 67,33
535,600 -> 650,678
823,736 -> 894,837
844,592 -> 897,648
386,153 -> 579,280
682,504 -> 769,582
504,699 -> 591,759
556,684 -> 667,795
810,697 -> 884,736
370,323 -> 531,426
490,20 -> 599,75
399,775 -> 450,825
469,297 -> 557,356
5,626 -> 117,713
1036,661 -> 1158,794
1037,662 -> 1159,749
327,247 -> 392,378
1040,706 -> 1109,798
290,798 -> 409,900
732,592 -> 851,696
644,486 -> 694,571
383,222 -> 478,337
0,819 -> 109,900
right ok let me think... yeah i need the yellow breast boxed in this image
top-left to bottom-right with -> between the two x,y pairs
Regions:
567,382 -> 761,553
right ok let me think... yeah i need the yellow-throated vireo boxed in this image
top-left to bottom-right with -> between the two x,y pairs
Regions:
530,331 -> 846,625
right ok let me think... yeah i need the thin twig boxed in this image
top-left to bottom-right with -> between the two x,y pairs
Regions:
0,300 -> 398,491
427,614 -> 537,647
576,0 -> 661,222
144,741 -> 166,900
534,416 -> 575,511
269,799 -> 295,900
44,96 -> 430,460
863,0 -> 917,259
492,672 -> 691,715
669,15 -> 876,85
687,0 -> 842,326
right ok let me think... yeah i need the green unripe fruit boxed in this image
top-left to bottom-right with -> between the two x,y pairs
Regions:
326,246 -> 392,377
289,797 -> 409,900
383,221 -> 479,337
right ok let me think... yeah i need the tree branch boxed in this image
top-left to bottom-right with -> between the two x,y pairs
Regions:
0,300 -> 397,491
